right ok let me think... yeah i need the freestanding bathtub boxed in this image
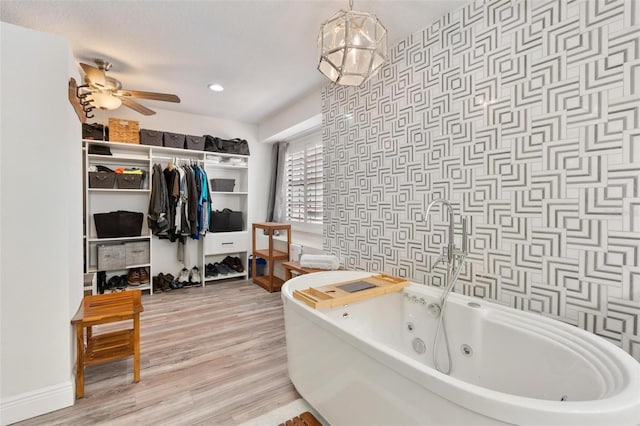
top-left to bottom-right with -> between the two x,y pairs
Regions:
282,271 -> 640,425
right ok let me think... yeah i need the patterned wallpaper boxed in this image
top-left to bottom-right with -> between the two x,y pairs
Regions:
322,0 -> 640,360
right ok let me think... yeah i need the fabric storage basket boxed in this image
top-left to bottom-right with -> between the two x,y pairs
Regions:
89,172 -> 116,188
125,241 -> 149,266
210,178 -> 235,192
186,135 -> 205,151
163,132 -> 186,149
94,211 -> 144,238
108,118 -> 140,144
116,174 -> 143,189
82,123 -> 108,140
97,244 -> 126,271
209,208 -> 243,232
140,129 -> 163,146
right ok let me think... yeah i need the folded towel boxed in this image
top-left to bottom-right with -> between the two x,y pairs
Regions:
300,254 -> 340,270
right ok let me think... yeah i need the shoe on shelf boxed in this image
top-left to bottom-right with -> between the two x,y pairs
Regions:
107,275 -> 120,290
127,269 -> 141,286
206,263 -> 218,277
190,266 -> 201,284
233,256 -> 244,272
138,267 -> 150,284
222,256 -> 243,273
213,262 -> 230,275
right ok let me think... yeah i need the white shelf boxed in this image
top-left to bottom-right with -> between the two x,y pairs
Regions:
209,191 -> 248,195
204,271 -> 247,282
86,263 -> 151,274
88,188 -> 150,193
87,235 -> 152,243
206,163 -> 248,170
88,154 -> 149,163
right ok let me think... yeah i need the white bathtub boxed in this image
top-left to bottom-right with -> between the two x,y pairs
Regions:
282,271 -> 640,426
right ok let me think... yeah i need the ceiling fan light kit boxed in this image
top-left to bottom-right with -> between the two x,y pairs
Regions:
317,0 -> 388,87
76,59 -> 181,117
90,91 -> 122,110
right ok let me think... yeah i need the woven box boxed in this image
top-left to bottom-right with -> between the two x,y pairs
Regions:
140,129 -> 163,146
125,241 -> 149,266
97,244 -> 126,271
108,118 -> 140,144
116,174 -> 143,189
186,135 -> 205,151
210,178 -> 235,192
163,132 -> 186,149
89,172 -> 116,188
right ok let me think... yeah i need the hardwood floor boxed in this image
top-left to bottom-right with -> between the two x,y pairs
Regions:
21,280 -> 300,425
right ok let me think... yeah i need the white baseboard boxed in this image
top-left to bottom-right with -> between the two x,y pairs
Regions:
0,381 -> 74,426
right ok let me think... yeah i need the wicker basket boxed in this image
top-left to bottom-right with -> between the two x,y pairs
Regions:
108,118 -> 140,144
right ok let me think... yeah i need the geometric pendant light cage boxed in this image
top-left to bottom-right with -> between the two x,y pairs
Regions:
317,0 -> 388,87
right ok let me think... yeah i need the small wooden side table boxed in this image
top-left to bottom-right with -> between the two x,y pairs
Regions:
252,222 -> 291,292
282,261 -> 330,281
71,290 -> 143,399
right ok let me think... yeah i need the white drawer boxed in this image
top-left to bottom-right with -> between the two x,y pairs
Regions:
204,231 -> 248,255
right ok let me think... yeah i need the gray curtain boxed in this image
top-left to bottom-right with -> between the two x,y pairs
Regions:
266,142 -> 288,225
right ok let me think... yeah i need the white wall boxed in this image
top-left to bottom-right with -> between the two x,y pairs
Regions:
94,108 -> 268,275
258,86 -> 321,143
0,22 -> 82,424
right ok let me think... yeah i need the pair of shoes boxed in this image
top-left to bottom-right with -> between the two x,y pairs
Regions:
222,256 -> 244,273
189,266 -> 201,284
127,267 -> 150,286
205,263 -> 219,278
213,262 -> 233,275
153,273 -> 173,292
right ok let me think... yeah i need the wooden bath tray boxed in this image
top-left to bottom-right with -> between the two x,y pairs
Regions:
293,274 -> 408,309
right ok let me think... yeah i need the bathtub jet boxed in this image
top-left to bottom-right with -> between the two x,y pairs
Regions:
282,271 -> 640,426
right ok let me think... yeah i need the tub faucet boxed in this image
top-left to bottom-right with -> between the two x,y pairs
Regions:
425,198 -> 468,375
425,199 -> 468,295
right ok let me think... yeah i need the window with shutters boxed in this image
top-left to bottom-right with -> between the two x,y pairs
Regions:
285,140 -> 323,226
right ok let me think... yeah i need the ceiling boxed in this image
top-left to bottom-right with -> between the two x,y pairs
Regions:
0,0 -> 467,124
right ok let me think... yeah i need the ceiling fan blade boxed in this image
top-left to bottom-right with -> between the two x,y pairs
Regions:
116,89 -> 180,103
120,97 -> 156,116
80,63 -> 106,88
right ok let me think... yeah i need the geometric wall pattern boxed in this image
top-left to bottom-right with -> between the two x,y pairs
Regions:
322,0 -> 640,361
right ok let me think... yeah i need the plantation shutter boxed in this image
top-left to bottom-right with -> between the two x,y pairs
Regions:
285,133 -> 323,224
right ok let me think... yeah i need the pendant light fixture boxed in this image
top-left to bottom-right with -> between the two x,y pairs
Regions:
317,0 -> 388,87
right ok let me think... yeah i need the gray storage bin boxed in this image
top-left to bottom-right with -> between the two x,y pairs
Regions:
97,244 -> 126,271
116,174 -> 143,189
140,129 -> 163,146
125,241 -> 149,266
163,132 -> 186,149
210,178 -> 235,192
186,135 -> 205,151
89,172 -> 116,188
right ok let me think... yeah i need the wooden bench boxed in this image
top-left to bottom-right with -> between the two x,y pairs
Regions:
71,290 -> 143,398
282,261 -> 331,281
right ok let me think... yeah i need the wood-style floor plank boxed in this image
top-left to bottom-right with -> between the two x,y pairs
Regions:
19,280 -> 299,425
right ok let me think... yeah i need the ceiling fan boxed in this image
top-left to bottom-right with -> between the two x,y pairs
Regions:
78,59 -> 180,116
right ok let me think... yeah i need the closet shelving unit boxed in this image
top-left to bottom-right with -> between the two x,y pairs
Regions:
202,153 -> 249,284
83,139 -> 250,294
83,140 -> 153,293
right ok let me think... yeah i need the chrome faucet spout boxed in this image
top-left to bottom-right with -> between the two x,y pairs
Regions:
425,199 -> 455,262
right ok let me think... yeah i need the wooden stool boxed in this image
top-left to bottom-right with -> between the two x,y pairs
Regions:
71,290 -> 144,398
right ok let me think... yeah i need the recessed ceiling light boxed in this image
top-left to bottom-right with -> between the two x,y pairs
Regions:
208,83 -> 224,92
